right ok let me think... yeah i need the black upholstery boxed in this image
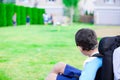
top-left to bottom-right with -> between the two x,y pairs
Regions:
95,35 -> 120,80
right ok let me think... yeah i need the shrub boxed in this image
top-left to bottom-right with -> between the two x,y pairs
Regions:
6,4 -> 14,26
20,6 -> 26,25
14,5 -> 21,25
31,8 -> 38,24
0,3 -> 7,26
0,3 -> 45,27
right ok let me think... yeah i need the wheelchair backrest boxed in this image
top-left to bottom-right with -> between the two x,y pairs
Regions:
95,35 -> 120,80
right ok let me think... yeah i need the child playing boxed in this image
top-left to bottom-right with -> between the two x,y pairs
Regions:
26,15 -> 30,26
12,13 -> 17,26
43,13 -> 49,25
45,28 -> 102,80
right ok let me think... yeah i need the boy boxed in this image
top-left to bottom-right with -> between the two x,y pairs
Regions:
43,13 -> 49,25
26,15 -> 30,26
12,13 -> 17,26
45,28 -> 102,80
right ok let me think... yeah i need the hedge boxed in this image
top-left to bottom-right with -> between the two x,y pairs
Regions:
20,6 -> 26,25
0,3 -> 7,26
0,3 -> 45,27
6,4 -> 14,26
40,9 -> 45,24
31,8 -> 38,24
38,9 -> 45,24
14,5 -> 21,25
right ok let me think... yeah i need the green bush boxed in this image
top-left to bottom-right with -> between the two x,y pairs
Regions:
0,3 -> 45,27
37,9 -> 42,24
38,9 -> 45,24
20,6 -> 26,25
31,8 -> 38,24
6,4 -> 14,26
14,5 -> 21,25
0,3 -> 7,26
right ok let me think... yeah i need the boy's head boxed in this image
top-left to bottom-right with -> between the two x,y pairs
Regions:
75,28 -> 98,51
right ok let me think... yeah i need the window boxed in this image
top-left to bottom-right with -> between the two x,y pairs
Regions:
105,0 -> 115,4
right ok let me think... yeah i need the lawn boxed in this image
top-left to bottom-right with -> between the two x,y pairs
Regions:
0,23 -> 98,80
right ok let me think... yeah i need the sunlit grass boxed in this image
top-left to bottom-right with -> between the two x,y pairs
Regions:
0,24 -> 98,80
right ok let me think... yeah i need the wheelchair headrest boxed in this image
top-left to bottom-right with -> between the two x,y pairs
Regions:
98,35 -> 120,55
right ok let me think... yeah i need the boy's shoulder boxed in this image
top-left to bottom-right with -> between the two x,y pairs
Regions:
84,57 -> 102,64
88,56 -> 101,60
83,57 -> 102,68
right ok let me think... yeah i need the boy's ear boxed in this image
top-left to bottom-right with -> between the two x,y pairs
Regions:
77,46 -> 82,51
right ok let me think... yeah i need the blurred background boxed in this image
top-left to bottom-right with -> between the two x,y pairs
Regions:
0,0 -> 120,80
0,0 -> 120,26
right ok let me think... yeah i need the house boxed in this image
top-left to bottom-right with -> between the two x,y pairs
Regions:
78,0 -> 96,15
78,0 -> 95,23
94,0 -> 120,26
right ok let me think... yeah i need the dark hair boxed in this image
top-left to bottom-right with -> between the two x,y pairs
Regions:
75,28 -> 98,51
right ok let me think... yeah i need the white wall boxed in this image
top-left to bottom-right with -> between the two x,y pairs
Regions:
78,0 -> 96,15
94,7 -> 120,26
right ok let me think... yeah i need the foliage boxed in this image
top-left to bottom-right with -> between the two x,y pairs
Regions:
31,8 -> 38,24
14,5 -> 21,25
0,3 -> 7,26
6,4 -> 14,26
20,6 -> 26,25
0,0 -> 3,3
38,9 -> 45,24
0,3 -> 45,27
62,0 -> 79,8
62,0 -> 80,24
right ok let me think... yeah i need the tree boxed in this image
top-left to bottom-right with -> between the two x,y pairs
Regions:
0,0 -> 3,3
62,0 -> 79,24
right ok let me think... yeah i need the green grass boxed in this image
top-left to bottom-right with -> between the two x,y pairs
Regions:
0,23 -> 97,80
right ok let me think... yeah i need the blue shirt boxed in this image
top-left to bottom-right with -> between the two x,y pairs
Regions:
26,16 -> 30,23
79,57 -> 102,80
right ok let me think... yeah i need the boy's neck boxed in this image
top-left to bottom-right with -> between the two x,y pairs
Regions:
87,48 -> 98,57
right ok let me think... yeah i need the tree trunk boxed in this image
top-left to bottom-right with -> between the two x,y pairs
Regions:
70,7 -> 74,24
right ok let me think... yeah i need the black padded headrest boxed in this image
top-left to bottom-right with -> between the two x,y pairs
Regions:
116,36 -> 120,46
97,35 -> 120,80
98,35 -> 120,55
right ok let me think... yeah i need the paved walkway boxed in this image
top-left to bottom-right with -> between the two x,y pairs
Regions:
94,26 -> 120,37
